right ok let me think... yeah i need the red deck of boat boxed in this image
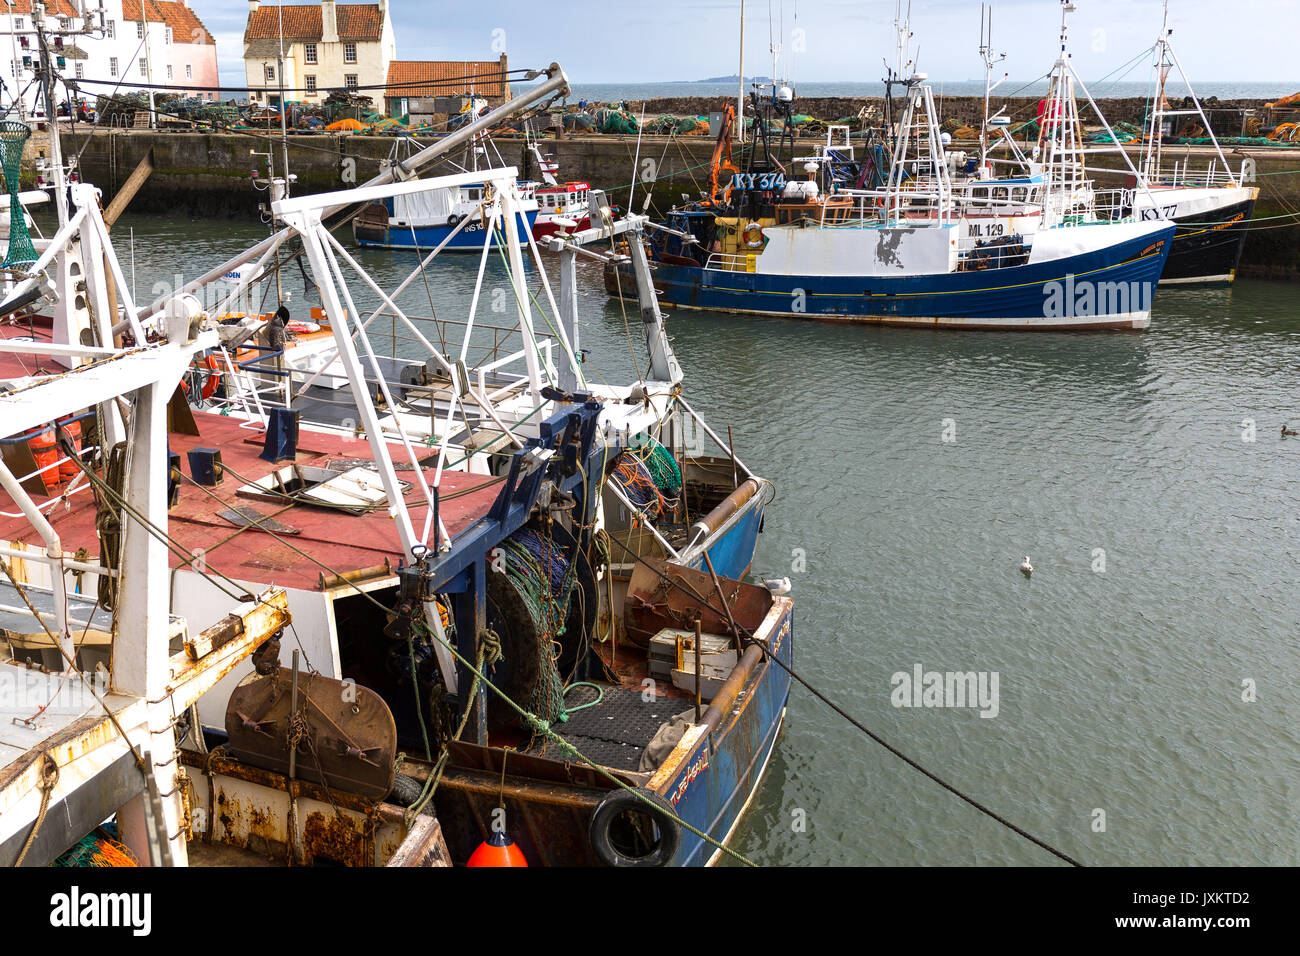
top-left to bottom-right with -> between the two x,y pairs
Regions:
0,408 -> 506,593
0,317 -> 60,382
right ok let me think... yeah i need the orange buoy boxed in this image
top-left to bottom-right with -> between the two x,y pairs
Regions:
56,417 -> 82,481
199,355 -> 221,400
26,428 -> 61,495
466,831 -> 527,867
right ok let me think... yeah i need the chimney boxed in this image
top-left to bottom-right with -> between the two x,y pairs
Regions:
249,0 -> 260,12
322,0 -> 338,44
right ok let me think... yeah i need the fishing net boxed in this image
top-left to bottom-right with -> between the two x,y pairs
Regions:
499,529 -> 576,726
1087,120 -> 1143,145
594,107 -> 640,135
609,437 -> 682,522
0,121 -> 38,268
52,830 -> 139,867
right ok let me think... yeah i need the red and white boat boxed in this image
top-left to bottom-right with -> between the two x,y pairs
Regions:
526,138 -> 592,237
532,180 -> 593,237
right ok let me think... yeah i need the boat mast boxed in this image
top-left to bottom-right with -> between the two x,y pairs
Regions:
1142,0 -> 1172,184
978,3 -> 1006,174
1143,0 -> 1239,187
737,0 -> 745,139
32,5 -> 68,226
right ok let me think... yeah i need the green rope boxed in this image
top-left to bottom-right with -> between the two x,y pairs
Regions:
561,681 -> 604,715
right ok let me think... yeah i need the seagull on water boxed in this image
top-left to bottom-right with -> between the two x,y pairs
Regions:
1019,556 -> 1033,577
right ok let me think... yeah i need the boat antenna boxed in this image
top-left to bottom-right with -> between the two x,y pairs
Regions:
737,0 -> 746,139
978,3 -> 1007,172
1142,0 -> 1238,187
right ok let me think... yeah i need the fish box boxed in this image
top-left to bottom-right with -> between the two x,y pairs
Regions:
648,628 -> 737,689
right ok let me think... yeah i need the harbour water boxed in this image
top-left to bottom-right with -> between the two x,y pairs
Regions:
110,211 -> 1298,866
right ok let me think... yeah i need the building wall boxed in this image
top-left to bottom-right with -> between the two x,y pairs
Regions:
0,1 -> 219,117
243,2 -> 394,106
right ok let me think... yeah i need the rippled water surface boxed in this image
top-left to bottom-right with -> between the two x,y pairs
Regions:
112,212 -> 1299,866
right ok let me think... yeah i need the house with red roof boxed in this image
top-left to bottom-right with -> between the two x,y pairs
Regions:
384,56 -> 512,118
242,0 -> 395,108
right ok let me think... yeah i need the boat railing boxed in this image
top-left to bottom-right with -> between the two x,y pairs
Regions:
834,186 -> 954,226
704,251 -> 756,272
204,327 -> 559,440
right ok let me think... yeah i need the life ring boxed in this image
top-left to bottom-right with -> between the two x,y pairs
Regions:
193,354 -> 220,400
742,221 -> 765,249
588,787 -> 680,867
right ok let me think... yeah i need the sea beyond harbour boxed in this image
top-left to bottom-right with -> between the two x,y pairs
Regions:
547,79 -> 1297,102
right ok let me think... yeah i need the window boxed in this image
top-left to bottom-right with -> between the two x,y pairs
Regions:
344,43 -> 357,63
136,22 -> 145,40
140,58 -> 148,77
305,75 -> 317,93
109,57 -> 118,77
13,17 -> 22,31
185,64 -> 192,80
265,64 -> 275,82
304,43 -> 317,64
165,27 -> 173,44
10,60 -> 18,79
58,18 -> 69,30
75,61 -> 84,79
106,19 -> 114,39
344,73 -> 358,91
166,65 -> 173,81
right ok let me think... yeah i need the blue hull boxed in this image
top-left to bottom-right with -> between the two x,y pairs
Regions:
357,209 -> 539,252
690,497 -> 765,581
648,226 -> 1175,330
658,602 -> 793,866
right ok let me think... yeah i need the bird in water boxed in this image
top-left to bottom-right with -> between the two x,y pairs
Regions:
1282,424 -> 1298,437
763,577 -> 792,595
1019,556 -> 1033,577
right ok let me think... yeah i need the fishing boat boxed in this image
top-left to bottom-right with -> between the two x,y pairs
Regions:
352,123 -> 591,250
1114,0 -> 1259,284
8,64 -> 790,867
0,126 -> 292,866
353,178 -> 540,252
962,0 -> 1257,285
609,67 -> 1176,331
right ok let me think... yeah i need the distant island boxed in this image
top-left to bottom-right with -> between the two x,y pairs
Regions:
693,75 -> 774,84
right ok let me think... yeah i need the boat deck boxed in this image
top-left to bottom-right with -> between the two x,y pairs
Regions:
0,409 -> 509,593
524,642 -> 697,772
0,316 -> 60,382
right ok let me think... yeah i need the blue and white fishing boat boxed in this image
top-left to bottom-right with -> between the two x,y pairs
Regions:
948,0 -> 1256,286
354,178 -> 540,251
106,66 -> 790,867
611,5 -> 1176,331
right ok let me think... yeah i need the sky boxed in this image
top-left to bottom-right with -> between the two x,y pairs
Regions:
200,0 -> 1299,89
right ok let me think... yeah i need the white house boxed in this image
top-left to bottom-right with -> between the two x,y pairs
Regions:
0,0 -> 219,117
243,0 -> 395,107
